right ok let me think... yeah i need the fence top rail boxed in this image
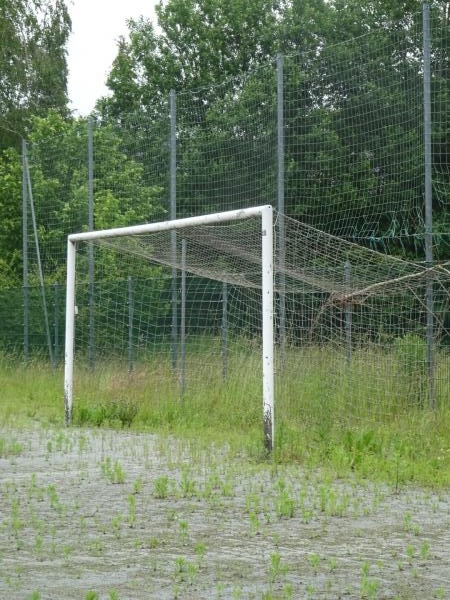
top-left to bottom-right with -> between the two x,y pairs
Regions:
68,205 -> 273,244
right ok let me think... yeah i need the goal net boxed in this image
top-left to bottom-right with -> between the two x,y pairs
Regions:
64,206 -> 450,451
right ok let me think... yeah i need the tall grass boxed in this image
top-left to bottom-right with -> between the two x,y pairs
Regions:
276,345 -> 450,485
1,345 -> 449,486
0,353 -> 62,425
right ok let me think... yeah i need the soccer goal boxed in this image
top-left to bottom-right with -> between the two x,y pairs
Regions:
64,201 -> 449,455
64,205 -> 275,448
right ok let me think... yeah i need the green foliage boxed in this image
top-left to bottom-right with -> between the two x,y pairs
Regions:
342,429 -> 382,470
100,458 -> 126,484
2,348 -> 450,487
0,437 -> 23,458
96,0 -> 448,257
103,0 -> 283,116
0,1 -> 448,289
394,333 -> 428,376
127,493 -> 137,527
0,148 -> 22,286
24,111 -> 165,285
76,397 -> 139,428
0,0 -> 70,149
153,476 -> 170,499
275,480 -> 295,519
268,551 -> 289,584
360,561 -> 380,600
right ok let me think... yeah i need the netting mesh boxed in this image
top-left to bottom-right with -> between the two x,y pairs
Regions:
175,64 -> 277,217
5,6 -> 449,436
93,212 -> 427,294
283,35 -> 424,244
21,6 -> 449,292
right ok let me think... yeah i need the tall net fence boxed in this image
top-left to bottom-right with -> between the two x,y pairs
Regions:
175,63 -> 278,217
2,5 -> 450,434
284,33 -> 425,246
19,6 -> 449,285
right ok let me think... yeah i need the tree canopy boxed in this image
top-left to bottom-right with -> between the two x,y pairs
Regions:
101,0 -> 330,118
97,0 -> 449,259
0,0 -> 449,291
0,0 -> 71,150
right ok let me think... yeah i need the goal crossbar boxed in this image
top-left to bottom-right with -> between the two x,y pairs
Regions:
64,205 -> 275,449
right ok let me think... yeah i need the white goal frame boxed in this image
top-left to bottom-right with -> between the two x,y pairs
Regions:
64,205 -> 275,449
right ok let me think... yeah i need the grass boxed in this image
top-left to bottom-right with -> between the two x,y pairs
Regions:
0,346 -> 449,488
0,436 -> 23,457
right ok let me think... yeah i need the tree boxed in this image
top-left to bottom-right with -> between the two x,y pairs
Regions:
100,0 -> 284,119
0,0 -> 71,150
99,0 -> 449,257
0,148 -> 22,286
26,111 -> 165,282
281,0 -> 440,254
0,111 -> 165,286
98,0 -> 336,220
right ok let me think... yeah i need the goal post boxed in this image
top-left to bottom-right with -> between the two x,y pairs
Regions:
64,205 -> 275,449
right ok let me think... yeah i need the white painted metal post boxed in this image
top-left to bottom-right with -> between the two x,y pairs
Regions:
68,207 -> 268,243
180,238 -> 187,398
64,239 -> 76,425
261,205 -> 274,451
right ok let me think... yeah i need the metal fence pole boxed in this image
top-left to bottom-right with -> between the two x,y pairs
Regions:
22,140 -> 29,363
128,276 -> 134,373
344,260 -> 352,365
277,53 -> 286,367
88,116 -> 95,370
25,148 -> 54,369
53,282 -> 60,366
423,2 -> 435,408
222,282 -> 228,380
170,89 -> 178,371
180,239 -> 187,398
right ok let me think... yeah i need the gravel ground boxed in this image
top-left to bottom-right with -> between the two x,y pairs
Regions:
0,426 -> 449,599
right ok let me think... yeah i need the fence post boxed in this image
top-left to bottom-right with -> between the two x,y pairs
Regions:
128,276 -> 134,373
53,282 -> 59,366
277,53 -> 286,366
423,2 -> 435,408
180,239 -> 187,398
222,282 -> 228,380
22,139 -> 29,363
25,146 -> 54,369
344,260 -> 352,365
170,89 -> 178,371
88,116 -> 96,370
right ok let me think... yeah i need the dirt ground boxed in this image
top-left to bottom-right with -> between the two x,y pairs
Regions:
0,426 -> 449,599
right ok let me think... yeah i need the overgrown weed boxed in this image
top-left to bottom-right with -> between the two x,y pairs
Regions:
1,353 -> 449,487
